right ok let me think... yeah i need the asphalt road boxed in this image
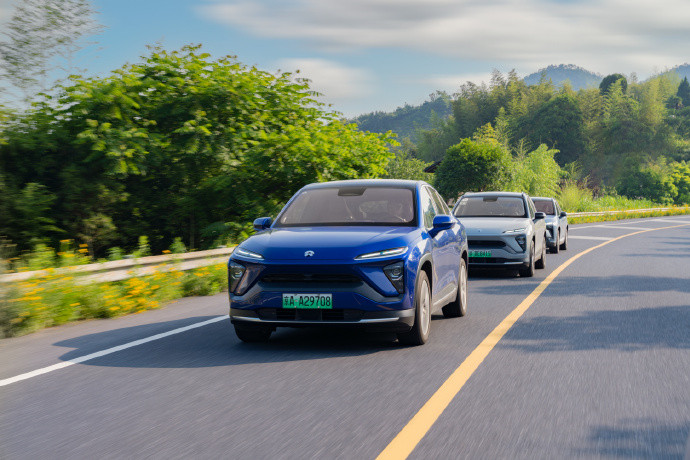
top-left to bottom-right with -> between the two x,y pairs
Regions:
1,216 -> 690,459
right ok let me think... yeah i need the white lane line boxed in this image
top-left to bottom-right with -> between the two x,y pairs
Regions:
568,235 -> 614,241
0,315 -> 228,387
598,225 -> 655,230
652,218 -> 690,223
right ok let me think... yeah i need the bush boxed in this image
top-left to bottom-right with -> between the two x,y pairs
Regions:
0,262 -> 229,338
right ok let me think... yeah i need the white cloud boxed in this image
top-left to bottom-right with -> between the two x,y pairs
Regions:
276,58 -> 373,101
199,0 -> 690,76
422,72 -> 494,93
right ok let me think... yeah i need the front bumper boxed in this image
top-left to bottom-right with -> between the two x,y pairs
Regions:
230,307 -> 415,332
467,234 -> 530,268
228,258 -> 416,331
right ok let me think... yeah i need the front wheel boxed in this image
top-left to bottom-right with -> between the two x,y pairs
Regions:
560,229 -> 568,250
398,270 -> 431,346
551,231 -> 560,254
519,243 -> 535,277
443,259 -> 468,318
535,237 -> 546,269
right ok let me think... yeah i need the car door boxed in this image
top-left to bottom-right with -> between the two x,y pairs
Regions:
528,196 -> 545,254
422,186 -> 457,309
555,200 -> 566,244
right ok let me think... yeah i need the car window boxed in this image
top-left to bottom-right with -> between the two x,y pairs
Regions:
426,187 -> 450,214
527,198 -> 536,218
276,186 -> 416,227
430,188 -> 450,215
420,187 -> 438,229
454,196 -> 527,218
533,199 -> 555,215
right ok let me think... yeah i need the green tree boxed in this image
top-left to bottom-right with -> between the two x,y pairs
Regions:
0,0 -> 102,101
0,45 -> 394,253
434,138 -> 511,199
616,159 -> 677,204
599,73 -> 628,95
383,139 -> 432,181
508,145 -> 562,197
520,94 -> 585,165
677,77 -> 690,108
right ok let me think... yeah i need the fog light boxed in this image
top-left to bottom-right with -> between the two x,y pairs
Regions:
515,235 -> 526,252
228,261 -> 246,293
383,261 -> 404,294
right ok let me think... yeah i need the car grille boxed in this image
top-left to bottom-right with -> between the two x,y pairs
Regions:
469,257 -> 510,264
468,240 -> 507,248
260,273 -> 361,285
258,308 -> 364,322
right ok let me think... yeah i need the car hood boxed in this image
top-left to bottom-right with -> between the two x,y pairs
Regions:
457,217 -> 531,236
237,226 -> 421,261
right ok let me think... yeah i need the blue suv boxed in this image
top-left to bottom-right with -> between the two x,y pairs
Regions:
228,179 -> 468,345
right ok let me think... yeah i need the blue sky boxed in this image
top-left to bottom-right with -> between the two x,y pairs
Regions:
2,0 -> 690,117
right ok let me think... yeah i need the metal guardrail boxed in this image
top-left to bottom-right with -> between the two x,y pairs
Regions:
0,246 -> 236,284
567,207 -> 689,217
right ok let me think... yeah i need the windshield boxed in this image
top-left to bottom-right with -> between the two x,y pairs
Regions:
276,186 -> 416,227
532,199 -> 555,215
454,196 -> 527,218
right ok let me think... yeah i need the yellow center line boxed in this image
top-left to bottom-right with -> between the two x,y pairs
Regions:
376,222 -> 690,460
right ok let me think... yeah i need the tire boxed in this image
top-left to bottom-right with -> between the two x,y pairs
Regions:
535,237 -> 546,269
519,242 -> 535,277
560,228 -> 568,250
443,258 -> 468,318
234,323 -> 272,342
398,270 -> 431,346
551,231 -> 560,254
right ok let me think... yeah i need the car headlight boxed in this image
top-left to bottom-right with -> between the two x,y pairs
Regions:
355,247 -> 407,260
383,261 -> 404,294
228,260 -> 246,293
234,247 -> 264,260
503,227 -> 527,234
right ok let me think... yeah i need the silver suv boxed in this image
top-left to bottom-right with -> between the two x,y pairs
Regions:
452,192 -> 547,277
531,197 -> 568,253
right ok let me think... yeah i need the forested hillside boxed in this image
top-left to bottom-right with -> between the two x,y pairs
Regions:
523,64 -> 602,90
383,70 -> 690,209
352,92 -> 452,142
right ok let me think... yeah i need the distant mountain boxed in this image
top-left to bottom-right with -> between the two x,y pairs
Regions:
523,64 -> 602,90
659,64 -> 690,81
351,93 -> 452,141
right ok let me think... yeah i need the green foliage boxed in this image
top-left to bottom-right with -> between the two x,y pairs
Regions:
0,44 -> 393,254
434,137 -> 511,199
670,161 -> 690,204
616,160 -> 677,204
0,0 -> 102,101
508,145 -> 562,197
677,77 -> 690,107
0,262 -> 229,337
520,94 -> 585,165
352,91 -> 452,142
599,74 -> 628,94
382,148 -> 432,181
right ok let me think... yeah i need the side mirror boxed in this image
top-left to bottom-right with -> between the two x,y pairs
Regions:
535,212 -> 546,220
560,211 -> 567,218
430,215 -> 454,237
253,217 -> 272,231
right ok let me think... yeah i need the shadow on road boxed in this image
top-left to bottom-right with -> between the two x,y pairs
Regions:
575,419 -> 690,459
501,304 -> 690,352
54,317 -> 400,368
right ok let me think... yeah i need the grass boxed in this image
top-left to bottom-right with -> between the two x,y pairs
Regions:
0,263 -> 227,338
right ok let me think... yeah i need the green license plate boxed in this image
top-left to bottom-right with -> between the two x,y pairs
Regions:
282,293 -> 333,309
469,250 -> 492,258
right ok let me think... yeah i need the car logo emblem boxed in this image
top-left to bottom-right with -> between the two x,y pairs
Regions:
304,250 -> 315,257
